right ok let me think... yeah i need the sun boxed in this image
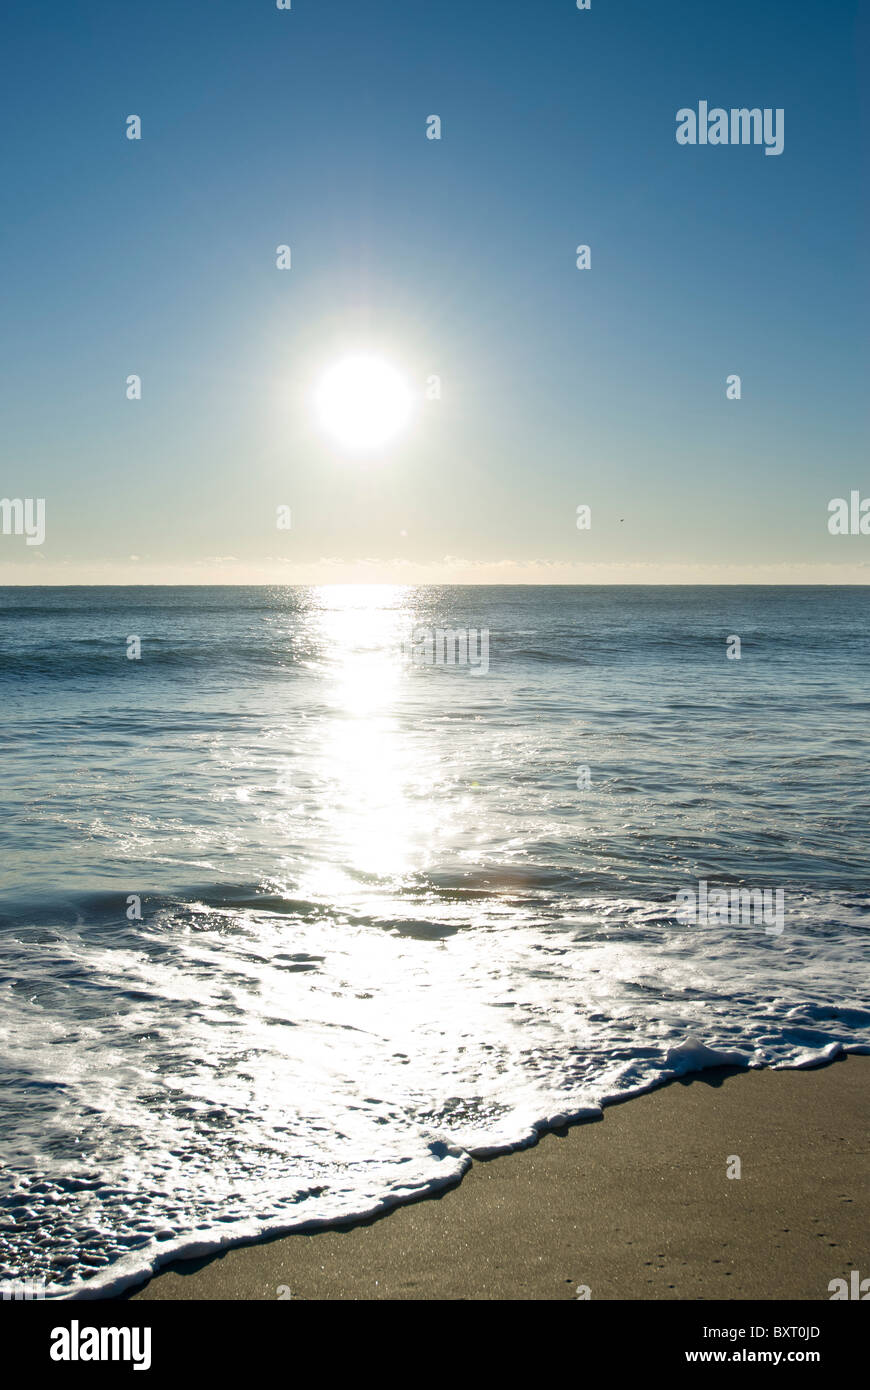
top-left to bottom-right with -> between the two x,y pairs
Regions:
315,355 -> 413,450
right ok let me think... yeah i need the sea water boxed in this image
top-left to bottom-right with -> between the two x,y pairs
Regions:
1,585 -> 868,1296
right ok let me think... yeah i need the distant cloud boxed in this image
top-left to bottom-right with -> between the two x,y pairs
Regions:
2,555 -> 869,585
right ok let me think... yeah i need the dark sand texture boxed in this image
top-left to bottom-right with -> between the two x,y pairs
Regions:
131,1056 -> 868,1301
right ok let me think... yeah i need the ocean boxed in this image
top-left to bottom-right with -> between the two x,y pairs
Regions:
1,584 -> 868,1297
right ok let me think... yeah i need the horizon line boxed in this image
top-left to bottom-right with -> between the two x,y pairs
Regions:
3,580 -> 870,590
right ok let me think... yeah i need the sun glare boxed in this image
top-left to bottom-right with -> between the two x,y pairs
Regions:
315,355 -> 413,450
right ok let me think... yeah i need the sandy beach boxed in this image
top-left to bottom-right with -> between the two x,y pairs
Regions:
129,1055 -> 868,1301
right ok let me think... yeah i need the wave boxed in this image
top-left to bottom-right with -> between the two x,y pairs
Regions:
0,642 -> 316,680
5,1041 -> 865,1302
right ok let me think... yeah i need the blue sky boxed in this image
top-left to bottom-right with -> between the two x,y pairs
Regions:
1,0 -> 867,582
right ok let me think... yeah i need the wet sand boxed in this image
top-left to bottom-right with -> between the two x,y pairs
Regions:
130,1055 -> 868,1301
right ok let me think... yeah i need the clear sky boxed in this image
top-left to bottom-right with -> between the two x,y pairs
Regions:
1,0 -> 868,583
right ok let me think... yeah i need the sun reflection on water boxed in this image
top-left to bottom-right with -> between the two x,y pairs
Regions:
295,585 -> 438,891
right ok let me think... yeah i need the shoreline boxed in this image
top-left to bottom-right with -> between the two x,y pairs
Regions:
127,1054 -> 868,1301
